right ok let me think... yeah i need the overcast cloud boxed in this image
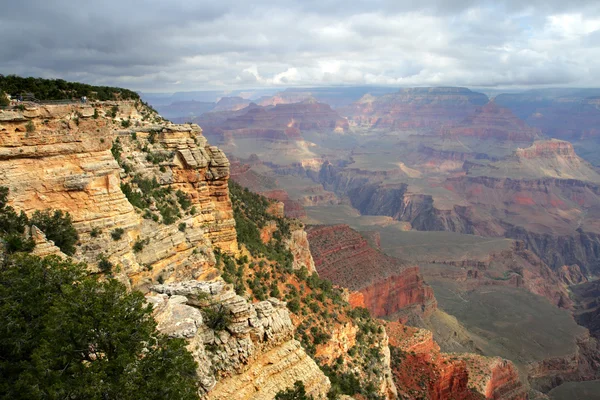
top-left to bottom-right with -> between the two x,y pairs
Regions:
2,0 -> 600,91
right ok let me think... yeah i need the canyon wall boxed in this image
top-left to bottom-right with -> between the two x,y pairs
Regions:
0,102 -> 237,289
149,280 -> 330,399
306,224 -> 436,319
385,321 -> 527,400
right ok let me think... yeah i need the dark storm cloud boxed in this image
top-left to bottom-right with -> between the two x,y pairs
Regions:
2,0 -> 600,90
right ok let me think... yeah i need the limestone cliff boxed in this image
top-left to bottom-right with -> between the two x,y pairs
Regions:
0,102 -> 237,289
148,281 -> 330,399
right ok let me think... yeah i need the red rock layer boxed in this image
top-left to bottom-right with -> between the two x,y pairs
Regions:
516,139 -> 577,159
262,189 -> 307,219
306,224 -> 436,318
443,101 -> 540,141
486,360 -> 527,400
358,270 -> 436,319
385,322 -> 481,400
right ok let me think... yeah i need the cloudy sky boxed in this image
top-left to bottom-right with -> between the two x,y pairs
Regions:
2,0 -> 600,92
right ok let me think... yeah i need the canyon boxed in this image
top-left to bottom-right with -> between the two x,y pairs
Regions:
4,77 -> 600,399
178,85 -> 600,398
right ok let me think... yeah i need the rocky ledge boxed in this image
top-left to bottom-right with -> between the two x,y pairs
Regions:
148,280 -> 330,399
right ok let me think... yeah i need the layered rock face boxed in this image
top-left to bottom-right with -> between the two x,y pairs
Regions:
148,281 -> 330,399
495,89 -> 600,139
424,241 -> 572,309
198,101 -> 349,144
385,321 -> 526,400
306,224 -> 436,319
261,189 -> 307,219
341,87 -> 489,130
443,101 -> 540,141
527,330 -> 600,393
456,355 -> 527,400
0,102 -> 237,288
318,148 -> 600,275
285,228 -> 317,273
516,139 -> 579,159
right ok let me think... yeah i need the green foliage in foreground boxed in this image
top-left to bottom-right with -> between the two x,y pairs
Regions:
0,187 -> 34,253
0,75 -> 140,101
275,381 -> 314,400
30,209 -> 79,255
0,254 -> 198,400
0,187 -> 79,255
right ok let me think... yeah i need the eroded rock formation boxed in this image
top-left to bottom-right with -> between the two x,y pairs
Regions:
0,102 -> 237,289
385,321 -> 527,399
148,280 -> 330,399
307,224 -> 436,319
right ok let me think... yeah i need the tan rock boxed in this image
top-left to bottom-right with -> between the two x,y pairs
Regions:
149,281 -> 330,399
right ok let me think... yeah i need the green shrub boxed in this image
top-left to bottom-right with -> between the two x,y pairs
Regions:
0,253 -> 198,399
178,222 -> 186,232
133,239 -> 147,253
111,228 -> 124,241
108,105 -> 119,118
275,381 -> 313,400
90,227 -> 102,238
0,91 -> 9,106
31,209 -> 79,255
111,138 -> 123,161
176,190 -> 192,210
287,299 -> 300,313
122,119 -> 132,128
97,253 -> 114,273
201,304 -> 232,332
25,121 -> 35,133
0,75 -> 140,101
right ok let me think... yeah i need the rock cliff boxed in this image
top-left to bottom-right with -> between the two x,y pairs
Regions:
148,280 -> 330,399
341,87 -> 489,130
306,224 -> 436,319
385,321 -> 527,399
442,101 -> 540,141
0,102 -> 237,289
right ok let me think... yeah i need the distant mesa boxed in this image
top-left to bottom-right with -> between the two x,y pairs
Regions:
196,101 -> 348,143
341,87 -> 489,130
442,101 -> 541,141
212,96 -> 251,112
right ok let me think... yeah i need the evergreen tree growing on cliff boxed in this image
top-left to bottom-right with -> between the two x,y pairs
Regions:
0,253 -> 199,400
30,209 -> 79,255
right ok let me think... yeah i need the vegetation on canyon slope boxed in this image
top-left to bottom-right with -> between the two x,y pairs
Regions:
229,180 -> 390,399
0,256 -> 198,400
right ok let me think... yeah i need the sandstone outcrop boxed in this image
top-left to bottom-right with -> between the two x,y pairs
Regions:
0,102 -> 237,289
149,280 -> 330,399
285,228 -> 317,273
307,224 -> 436,319
28,225 -> 66,258
456,354 -> 527,400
